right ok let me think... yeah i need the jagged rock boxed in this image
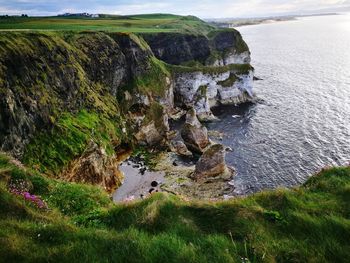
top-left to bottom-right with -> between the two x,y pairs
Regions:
134,102 -> 170,147
181,109 -> 210,154
134,121 -> 165,146
171,141 -> 193,157
142,33 -> 211,65
61,141 -> 123,192
193,144 -> 231,181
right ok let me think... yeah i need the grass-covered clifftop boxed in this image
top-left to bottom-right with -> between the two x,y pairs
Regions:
1,153 -> 349,262
0,14 -> 215,34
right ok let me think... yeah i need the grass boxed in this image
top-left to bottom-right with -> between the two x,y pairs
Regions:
168,63 -> 254,75
116,56 -> 171,113
0,14 -> 215,35
22,110 -> 125,174
218,73 -> 238,87
0,152 -> 349,262
135,56 -> 171,97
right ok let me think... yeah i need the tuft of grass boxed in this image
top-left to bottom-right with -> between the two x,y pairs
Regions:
168,62 -> 253,75
217,73 -> 238,87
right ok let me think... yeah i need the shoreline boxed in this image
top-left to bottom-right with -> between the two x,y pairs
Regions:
208,12 -> 339,28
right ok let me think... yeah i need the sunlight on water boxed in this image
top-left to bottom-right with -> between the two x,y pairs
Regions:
207,15 -> 350,195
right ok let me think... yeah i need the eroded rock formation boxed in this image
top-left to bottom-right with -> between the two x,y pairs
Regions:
61,141 -> 123,192
181,109 -> 210,153
170,141 -> 193,157
193,144 -> 232,181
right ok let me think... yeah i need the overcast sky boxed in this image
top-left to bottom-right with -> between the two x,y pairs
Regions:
1,0 -> 350,18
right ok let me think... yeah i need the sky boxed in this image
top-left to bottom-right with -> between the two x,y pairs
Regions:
0,0 -> 350,18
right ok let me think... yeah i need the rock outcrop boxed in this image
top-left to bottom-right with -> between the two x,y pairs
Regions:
181,109 -> 210,153
61,141 -> 123,192
142,33 -> 211,65
193,144 -> 231,181
170,141 -> 193,157
173,66 -> 254,121
142,29 -> 250,66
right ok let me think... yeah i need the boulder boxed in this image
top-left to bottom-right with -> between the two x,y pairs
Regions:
181,109 -> 210,153
135,121 -> 164,146
171,141 -> 193,157
61,141 -> 123,192
193,144 -> 231,181
134,104 -> 170,147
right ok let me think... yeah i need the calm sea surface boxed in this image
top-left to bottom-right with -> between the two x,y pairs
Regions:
208,14 -> 350,194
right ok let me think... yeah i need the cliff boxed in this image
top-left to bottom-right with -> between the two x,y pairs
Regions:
142,29 -> 250,66
0,19 -> 254,189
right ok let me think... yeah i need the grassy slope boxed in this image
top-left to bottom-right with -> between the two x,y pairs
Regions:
1,152 -> 349,262
0,14 -> 215,35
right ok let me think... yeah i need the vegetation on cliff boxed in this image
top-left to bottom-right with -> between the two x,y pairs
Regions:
1,153 -> 349,262
0,31 -> 135,174
22,110 -> 125,174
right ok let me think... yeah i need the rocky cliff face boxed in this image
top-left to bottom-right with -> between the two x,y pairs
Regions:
144,28 -> 254,121
173,65 -> 254,121
142,29 -> 251,66
0,27 -> 253,190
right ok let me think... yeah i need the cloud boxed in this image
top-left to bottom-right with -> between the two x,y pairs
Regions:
0,0 -> 349,17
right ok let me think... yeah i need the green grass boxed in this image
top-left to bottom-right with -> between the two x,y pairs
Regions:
116,56 -> 171,112
168,63 -> 254,75
0,153 -> 349,262
22,110 -> 125,174
0,14 -> 215,35
218,73 -> 238,87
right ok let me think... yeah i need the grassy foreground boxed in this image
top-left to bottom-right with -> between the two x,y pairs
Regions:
0,152 -> 349,262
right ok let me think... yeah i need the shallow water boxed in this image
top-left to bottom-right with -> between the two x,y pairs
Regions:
113,160 -> 165,202
208,15 -> 350,194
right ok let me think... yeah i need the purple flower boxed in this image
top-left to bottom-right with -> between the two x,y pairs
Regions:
9,187 -> 48,210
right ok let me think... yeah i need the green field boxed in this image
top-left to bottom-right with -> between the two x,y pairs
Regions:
0,14 -> 215,34
1,152 -> 350,262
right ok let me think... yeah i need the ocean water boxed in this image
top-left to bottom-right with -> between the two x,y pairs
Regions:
208,14 -> 350,194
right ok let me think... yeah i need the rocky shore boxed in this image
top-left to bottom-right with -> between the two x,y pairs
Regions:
113,107 -> 237,201
0,21 -> 254,201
